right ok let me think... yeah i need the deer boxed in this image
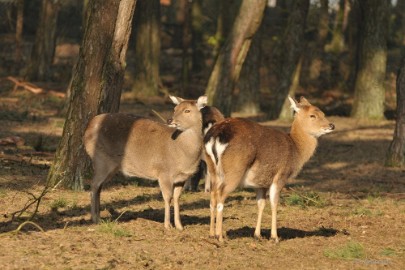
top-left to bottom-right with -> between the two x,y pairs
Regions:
204,96 -> 335,242
83,95 -> 207,231
184,105 -> 225,192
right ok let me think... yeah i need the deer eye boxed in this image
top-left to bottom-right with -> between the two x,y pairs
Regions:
310,115 -> 316,119
184,109 -> 191,113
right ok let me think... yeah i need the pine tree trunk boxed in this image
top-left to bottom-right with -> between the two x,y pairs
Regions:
24,0 -> 59,81
386,56 -> 405,167
47,0 -> 136,190
268,0 -> 309,119
131,0 -> 160,97
351,0 -> 389,120
206,0 -> 266,117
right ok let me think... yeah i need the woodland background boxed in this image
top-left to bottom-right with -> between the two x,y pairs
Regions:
0,1 -> 404,269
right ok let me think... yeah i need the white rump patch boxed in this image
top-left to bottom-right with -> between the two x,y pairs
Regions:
217,203 -> 224,212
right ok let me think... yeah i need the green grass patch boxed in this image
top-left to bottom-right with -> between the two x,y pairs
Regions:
324,241 -> 366,260
97,220 -> 132,237
380,248 -> 396,257
0,188 -> 7,198
50,197 -> 68,211
283,190 -> 328,208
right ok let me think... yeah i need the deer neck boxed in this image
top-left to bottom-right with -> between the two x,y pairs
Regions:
174,125 -> 203,156
290,121 -> 318,167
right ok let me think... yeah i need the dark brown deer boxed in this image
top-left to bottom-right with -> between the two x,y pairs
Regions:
204,96 -> 335,242
84,96 -> 207,230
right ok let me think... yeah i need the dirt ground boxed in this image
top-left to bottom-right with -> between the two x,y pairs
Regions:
0,88 -> 404,270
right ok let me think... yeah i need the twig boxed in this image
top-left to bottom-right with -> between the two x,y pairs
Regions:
152,109 -> 167,123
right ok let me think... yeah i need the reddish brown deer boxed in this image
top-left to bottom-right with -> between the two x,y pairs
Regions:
84,95 -> 207,230
184,106 -> 225,192
204,96 -> 335,242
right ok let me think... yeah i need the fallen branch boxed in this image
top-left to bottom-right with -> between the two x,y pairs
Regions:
5,76 -> 65,98
2,221 -> 45,235
7,76 -> 44,94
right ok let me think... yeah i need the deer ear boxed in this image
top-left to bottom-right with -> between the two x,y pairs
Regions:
288,96 -> 300,113
197,95 -> 208,110
170,95 -> 184,105
299,96 -> 311,106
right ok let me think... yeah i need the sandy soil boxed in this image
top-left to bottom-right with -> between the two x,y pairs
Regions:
0,89 -> 404,270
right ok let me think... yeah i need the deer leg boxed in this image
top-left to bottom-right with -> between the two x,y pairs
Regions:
159,179 -> 173,229
173,183 -> 184,231
254,188 -> 267,239
209,182 -> 217,238
90,163 -> 117,224
269,182 -> 282,243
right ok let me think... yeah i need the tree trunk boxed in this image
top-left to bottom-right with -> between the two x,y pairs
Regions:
131,0 -> 160,97
268,0 -> 309,119
24,0 -> 59,81
351,0 -> 389,120
205,0 -> 266,117
233,32 -> 261,115
47,0 -> 136,190
278,57 -> 303,120
213,0 -> 241,56
15,0 -> 24,67
191,0 -> 205,73
308,0 -> 328,83
179,0 -> 191,96
386,56 -> 405,167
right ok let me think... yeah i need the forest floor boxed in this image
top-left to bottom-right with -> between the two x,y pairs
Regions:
0,86 -> 404,270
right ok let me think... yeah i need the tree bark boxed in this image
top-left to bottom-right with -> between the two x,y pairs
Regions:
233,32 -> 261,115
47,0 -> 136,190
24,0 -> 59,81
205,0 -> 266,117
131,0 -> 160,97
386,56 -> 405,167
351,0 -> 389,120
268,0 -> 309,119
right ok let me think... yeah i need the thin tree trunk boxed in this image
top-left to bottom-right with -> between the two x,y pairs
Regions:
351,0 -> 389,120
279,57 -> 303,120
131,0 -> 160,97
206,0 -> 266,117
47,0 -> 136,190
191,0 -> 205,73
15,0 -> 24,67
268,0 -> 309,119
24,0 -> 59,81
386,56 -> 405,167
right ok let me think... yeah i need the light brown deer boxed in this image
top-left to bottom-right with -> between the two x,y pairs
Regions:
84,95 -> 207,230
204,96 -> 335,242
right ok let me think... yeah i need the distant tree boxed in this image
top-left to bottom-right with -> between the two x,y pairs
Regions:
351,0 -> 389,120
213,0 -> 241,56
205,0 -> 266,117
47,0 -> 136,190
131,0 -> 160,97
386,56 -> 405,167
191,0 -> 205,73
268,0 -> 309,120
24,0 -> 60,81
15,0 -> 24,67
